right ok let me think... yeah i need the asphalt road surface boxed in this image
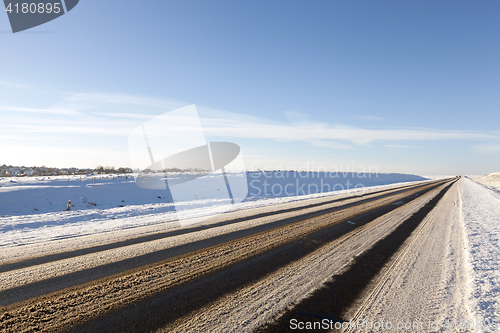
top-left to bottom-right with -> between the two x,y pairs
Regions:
0,177 -> 459,332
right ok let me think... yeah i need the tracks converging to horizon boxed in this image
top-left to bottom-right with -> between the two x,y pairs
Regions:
0,177 -> 461,332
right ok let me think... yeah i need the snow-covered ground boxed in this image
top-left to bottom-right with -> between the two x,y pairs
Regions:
475,173 -> 500,193
0,172 -> 428,247
460,177 -> 500,331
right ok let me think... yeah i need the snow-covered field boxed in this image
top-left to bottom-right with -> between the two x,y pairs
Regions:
0,172 -> 428,247
475,173 -> 500,193
461,177 -> 500,331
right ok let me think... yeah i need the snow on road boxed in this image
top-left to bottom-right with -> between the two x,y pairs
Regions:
157,181 -> 446,333
333,179 -> 470,333
461,177 -> 500,332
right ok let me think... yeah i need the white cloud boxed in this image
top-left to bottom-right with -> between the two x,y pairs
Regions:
64,92 -> 185,111
8,123 -> 132,136
474,144 -> 500,154
0,135 -> 27,140
0,106 -> 81,116
196,107 -> 500,147
5,92 -> 499,149
385,144 -> 419,149
200,114 -> 499,147
284,110 -> 310,123
0,81 -> 33,89
91,112 -> 157,119
2,90 -> 500,171
356,115 -> 384,120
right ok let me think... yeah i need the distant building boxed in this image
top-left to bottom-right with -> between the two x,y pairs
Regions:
9,169 -> 21,176
24,169 -> 38,177
118,167 -> 133,174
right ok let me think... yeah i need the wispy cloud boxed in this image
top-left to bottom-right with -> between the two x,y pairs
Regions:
0,92 -> 186,138
91,112 -> 157,119
356,115 -> 384,120
284,110 -> 311,123
200,110 -> 500,147
0,81 -> 33,89
5,92 -> 499,150
64,92 -> 185,111
0,135 -> 27,140
474,144 -> 500,154
3,90 -> 500,160
385,144 -> 419,149
0,106 -> 81,116
7,123 -> 131,136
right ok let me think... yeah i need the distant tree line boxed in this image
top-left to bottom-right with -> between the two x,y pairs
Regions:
0,164 -> 214,177
0,164 -> 134,177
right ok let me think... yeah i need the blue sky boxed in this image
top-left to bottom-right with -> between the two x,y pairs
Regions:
1,0 -> 499,175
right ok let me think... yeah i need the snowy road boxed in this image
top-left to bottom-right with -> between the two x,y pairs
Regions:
252,177 -> 499,333
340,177 -> 470,333
460,178 -> 500,332
0,178 -> 458,332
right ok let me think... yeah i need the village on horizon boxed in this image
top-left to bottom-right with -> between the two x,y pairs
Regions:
0,165 -> 134,177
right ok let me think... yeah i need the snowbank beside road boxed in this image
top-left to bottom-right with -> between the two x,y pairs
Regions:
475,173 -> 500,192
460,178 -> 500,331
